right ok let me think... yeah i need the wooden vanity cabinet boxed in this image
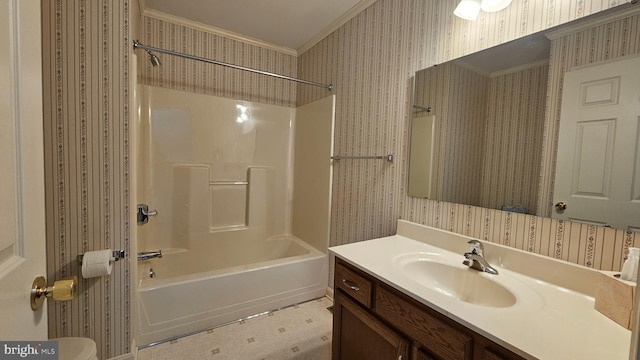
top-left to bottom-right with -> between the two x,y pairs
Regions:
474,337 -> 529,360
332,260 -> 410,359
332,290 -> 410,360
332,258 -> 527,360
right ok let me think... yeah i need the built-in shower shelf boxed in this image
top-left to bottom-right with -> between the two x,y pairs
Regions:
209,180 -> 248,185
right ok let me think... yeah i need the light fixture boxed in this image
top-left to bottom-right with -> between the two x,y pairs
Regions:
454,0 -> 513,20
480,0 -> 513,12
454,0 -> 481,21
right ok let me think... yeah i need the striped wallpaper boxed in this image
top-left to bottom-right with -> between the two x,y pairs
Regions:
297,0 -> 639,271
413,61 -> 547,213
297,0 -> 417,246
138,16 -> 298,107
41,0 -> 639,358
41,0 -> 134,358
137,1 -> 640,267
413,62 -> 488,206
443,64 -> 488,206
410,201 -> 636,271
538,11 -> 640,216
481,64 -> 548,212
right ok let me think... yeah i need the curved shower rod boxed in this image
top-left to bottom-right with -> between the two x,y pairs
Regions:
133,40 -> 333,91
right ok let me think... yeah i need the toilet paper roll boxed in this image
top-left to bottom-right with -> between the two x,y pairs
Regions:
81,249 -> 113,278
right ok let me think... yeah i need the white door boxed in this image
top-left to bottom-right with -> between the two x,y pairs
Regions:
0,0 -> 47,339
552,55 -> 640,231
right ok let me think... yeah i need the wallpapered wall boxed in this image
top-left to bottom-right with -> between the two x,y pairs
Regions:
137,1 -> 639,266
297,0 -> 639,270
413,63 -> 487,207
482,64 -> 548,211
41,0 -> 638,357
42,0 -> 134,358
138,16 -> 298,107
537,11 -> 640,216
412,61 -> 547,212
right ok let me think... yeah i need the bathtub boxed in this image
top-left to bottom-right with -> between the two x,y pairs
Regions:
136,235 -> 328,346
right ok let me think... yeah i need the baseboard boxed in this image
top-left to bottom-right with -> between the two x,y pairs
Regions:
325,286 -> 334,301
107,338 -> 137,360
108,352 -> 134,360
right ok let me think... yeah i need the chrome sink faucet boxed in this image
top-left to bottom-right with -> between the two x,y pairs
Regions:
463,240 -> 499,275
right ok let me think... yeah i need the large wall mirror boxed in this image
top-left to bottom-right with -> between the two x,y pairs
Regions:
408,4 -> 640,231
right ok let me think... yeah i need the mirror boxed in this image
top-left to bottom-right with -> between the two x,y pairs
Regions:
409,32 -> 549,214
408,5 -> 637,229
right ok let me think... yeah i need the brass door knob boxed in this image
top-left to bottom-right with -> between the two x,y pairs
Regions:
555,201 -> 567,210
31,276 -> 78,310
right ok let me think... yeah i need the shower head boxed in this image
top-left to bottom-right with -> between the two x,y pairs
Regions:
147,50 -> 161,66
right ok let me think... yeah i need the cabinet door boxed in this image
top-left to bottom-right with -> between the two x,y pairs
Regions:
376,285 -> 474,360
474,338 -> 527,360
333,290 -> 410,360
414,346 -> 440,360
476,348 -> 519,360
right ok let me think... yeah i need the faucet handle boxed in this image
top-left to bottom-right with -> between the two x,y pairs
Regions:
467,240 -> 484,256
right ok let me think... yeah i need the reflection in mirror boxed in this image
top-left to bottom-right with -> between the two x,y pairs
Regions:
409,33 -> 549,215
552,55 -> 640,231
408,115 -> 435,198
408,4 -> 640,231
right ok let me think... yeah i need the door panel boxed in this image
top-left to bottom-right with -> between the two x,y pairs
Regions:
332,290 -> 410,360
571,119 -> 614,197
553,55 -> 640,230
0,0 -> 47,339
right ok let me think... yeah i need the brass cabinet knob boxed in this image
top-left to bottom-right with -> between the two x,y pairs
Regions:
31,276 -> 78,310
555,201 -> 567,211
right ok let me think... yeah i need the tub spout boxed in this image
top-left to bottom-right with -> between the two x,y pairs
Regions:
137,250 -> 162,261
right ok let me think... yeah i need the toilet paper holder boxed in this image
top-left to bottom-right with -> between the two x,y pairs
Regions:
77,249 -> 125,265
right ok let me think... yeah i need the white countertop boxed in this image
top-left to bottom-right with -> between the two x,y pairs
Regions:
329,220 -> 632,360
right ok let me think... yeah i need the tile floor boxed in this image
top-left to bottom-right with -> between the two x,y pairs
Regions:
137,297 -> 333,360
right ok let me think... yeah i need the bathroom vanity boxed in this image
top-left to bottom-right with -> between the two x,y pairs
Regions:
329,220 -> 632,360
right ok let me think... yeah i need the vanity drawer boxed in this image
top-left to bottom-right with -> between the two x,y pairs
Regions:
334,259 -> 373,308
375,284 -> 474,360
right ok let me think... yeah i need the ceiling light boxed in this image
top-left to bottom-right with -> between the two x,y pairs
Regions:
454,0 -> 481,21
480,0 -> 513,12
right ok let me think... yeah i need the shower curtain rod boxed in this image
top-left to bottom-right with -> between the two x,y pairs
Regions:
133,40 -> 333,91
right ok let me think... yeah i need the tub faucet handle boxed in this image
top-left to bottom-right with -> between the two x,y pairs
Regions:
137,204 -> 158,225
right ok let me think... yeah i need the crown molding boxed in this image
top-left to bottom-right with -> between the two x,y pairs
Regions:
451,57 -> 549,78
297,0 -> 378,55
141,8 -> 298,56
489,59 -> 550,78
451,60 -> 492,77
545,3 -> 640,40
567,52 -> 640,72
140,0 -> 378,56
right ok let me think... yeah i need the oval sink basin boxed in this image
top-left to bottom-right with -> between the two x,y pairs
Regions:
400,258 -> 516,308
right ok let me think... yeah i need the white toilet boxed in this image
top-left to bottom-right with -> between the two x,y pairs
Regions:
53,337 -> 98,360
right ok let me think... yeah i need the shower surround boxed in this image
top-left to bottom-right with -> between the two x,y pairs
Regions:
134,85 -> 328,345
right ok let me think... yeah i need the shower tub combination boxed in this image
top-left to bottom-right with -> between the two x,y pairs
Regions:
134,85 -> 330,346
136,234 -> 326,346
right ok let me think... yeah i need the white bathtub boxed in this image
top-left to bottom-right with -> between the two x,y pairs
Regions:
136,235 -> 328,346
